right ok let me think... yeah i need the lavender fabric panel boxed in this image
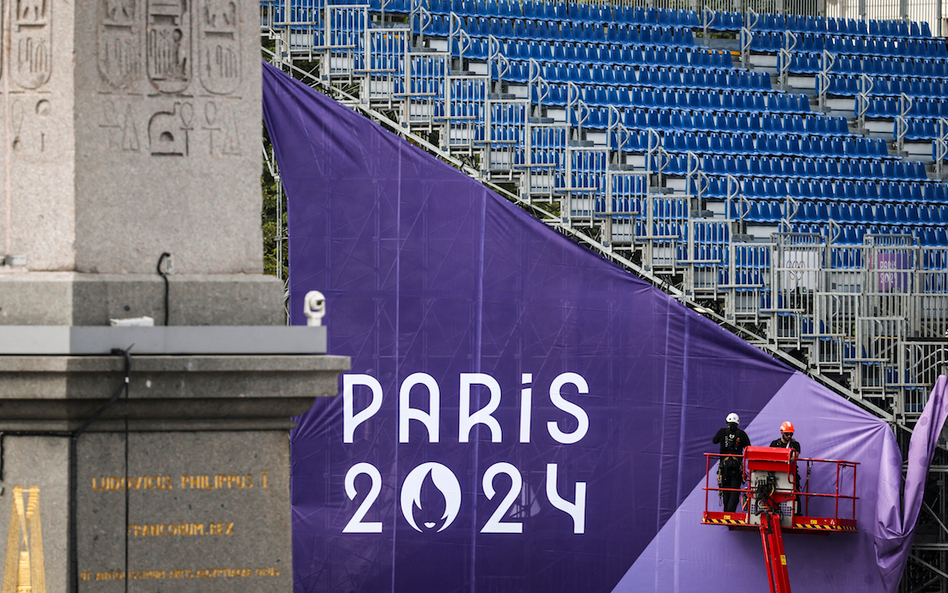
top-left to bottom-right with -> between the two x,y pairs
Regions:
877,377 -> 948,589
260,62 -> 849,593
613,372 -> 904,593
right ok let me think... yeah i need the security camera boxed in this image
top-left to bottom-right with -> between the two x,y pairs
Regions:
304,291 -> 326,326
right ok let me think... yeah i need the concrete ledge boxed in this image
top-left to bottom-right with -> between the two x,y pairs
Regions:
0,354 -> 350,431
0,325 -> 327,355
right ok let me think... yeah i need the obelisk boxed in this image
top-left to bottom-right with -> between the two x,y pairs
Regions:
0,1 -> 348,591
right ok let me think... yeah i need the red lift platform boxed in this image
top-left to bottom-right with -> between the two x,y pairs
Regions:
702,446 -> 858,593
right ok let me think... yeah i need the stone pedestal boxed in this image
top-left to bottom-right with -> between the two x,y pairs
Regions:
0,351 -> 349,592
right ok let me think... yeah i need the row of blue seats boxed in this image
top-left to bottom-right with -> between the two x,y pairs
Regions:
690,221 -> 731,244
523,122 -> 862,155
325,0 -> 935,46
428,12 -> 939,56
374,0 -> 938,43
409,0 -> 936,40
499,112 -> 843,148
660,131 -> 887,158
684,221 -> 925,251
864,96 -> 948,118
818,56 -> 948,79
747,31 -> 946,58
423,0 -> 703,28
918,227 -> 948,246
922,250 -> 948,268
502,61 -> 770,91
903,118 -> 948,140
741,199 -> 948,226
593,109 -> 847,137
706,11 -> 931,38
828,225 -> 902,247
436,17 -> 698,46
538,143 -> 925,186
668,125 -> 860,147
828,224 -> 944,246
734,178 -> 937,203
750,215 -> 948,247
731,245 -> 772,268
535,86 -> 809,115
713,177 -> 948,203
698,223 -> 947,249
659,155 -> 927,180
818,74 -> 948,99
480,41 -> 732,70
702,178 -> 893,205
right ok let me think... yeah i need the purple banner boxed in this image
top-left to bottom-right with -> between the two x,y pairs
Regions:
877,252 -> 910,292
262,62 -> 943,593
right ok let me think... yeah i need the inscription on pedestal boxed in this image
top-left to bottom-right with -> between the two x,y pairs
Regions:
77,432 -> 291,592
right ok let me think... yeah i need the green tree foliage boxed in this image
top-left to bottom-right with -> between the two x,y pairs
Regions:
261,127 -> 287,278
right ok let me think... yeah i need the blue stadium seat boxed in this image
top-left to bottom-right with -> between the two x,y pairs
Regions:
454,0 -> 476,17
551,1 -> 567,20
547,84 -> 567,105
882,160 -> 902,179
635,6 -> 658,26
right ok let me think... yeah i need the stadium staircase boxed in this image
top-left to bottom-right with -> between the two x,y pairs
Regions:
260,3 -> 948,587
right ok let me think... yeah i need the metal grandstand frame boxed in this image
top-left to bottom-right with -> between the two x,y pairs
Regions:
260,1 -> 948,589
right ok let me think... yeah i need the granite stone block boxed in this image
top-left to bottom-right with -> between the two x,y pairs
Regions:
0,273 -> 286,326
76,432 -> 291,592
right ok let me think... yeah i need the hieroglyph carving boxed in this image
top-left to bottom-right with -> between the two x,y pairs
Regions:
100,100 -> 141,151
148,101 -> 192,155
146,0 -> 191,94
9,99 -> 50,154
99,0 -> 142,90
198,0 -> 240,95
203,100 -> 238,154
12,0 -> 51,89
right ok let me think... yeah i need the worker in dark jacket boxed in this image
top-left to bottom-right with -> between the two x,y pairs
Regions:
769,421 -> 801,461
712,412 -> 751,512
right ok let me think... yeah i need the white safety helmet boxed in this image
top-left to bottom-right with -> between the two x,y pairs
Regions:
726,413 -> 740,424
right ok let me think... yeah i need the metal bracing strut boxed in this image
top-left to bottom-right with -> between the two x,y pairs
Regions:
740,9 -> 759,69
777,31 -> 797,92
936,118 -> 948,179
896,92 -> 914,155
856,74 -> 874,134
817,50 -> 836,112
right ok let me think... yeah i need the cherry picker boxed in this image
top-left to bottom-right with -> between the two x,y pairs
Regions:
703,446 -> 858,593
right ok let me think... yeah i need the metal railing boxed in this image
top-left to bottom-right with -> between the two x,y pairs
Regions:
702,452 -> 859,528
